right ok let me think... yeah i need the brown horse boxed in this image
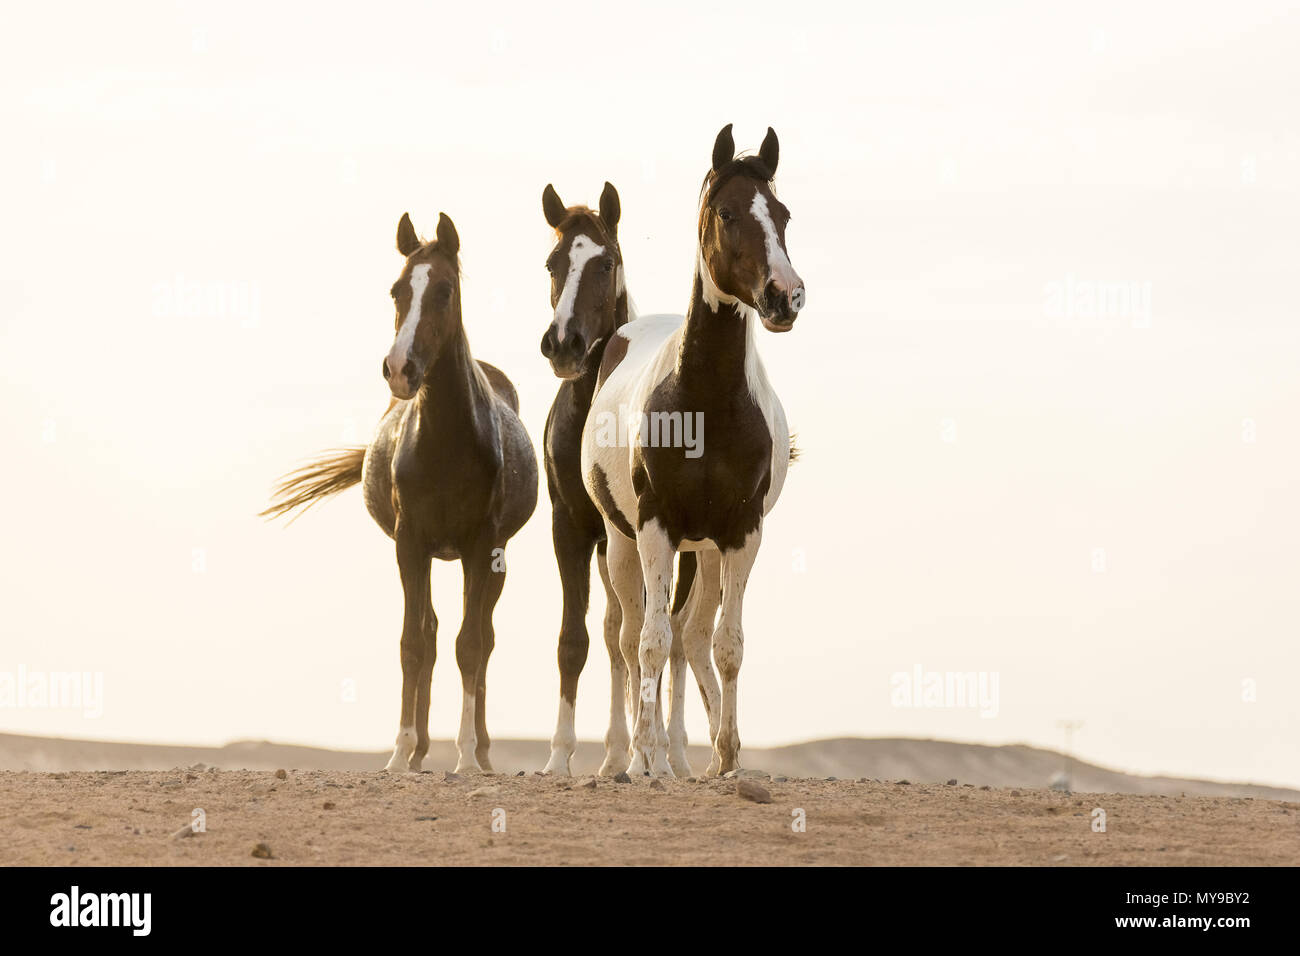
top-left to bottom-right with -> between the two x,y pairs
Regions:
535,182 -> 702,776
582,125 -> 803,776
262,211 -> 538,773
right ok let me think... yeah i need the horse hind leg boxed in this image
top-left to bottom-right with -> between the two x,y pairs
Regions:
600,523 -> 642,776
684,550 -> 723,775
665,552 -> 698,778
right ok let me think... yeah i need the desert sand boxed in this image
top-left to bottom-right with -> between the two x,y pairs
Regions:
1,733 -> 1297,866
3,768 -> 1297,867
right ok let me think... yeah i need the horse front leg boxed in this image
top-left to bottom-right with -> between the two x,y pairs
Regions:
385,529 -> 432,773
544,507 -> 595,775
411,589 -> 438,771
713,526 -> 762,776
632,518 -> 677,777
453,544 -> 501,774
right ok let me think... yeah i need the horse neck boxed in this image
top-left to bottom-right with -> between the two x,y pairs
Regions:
676,263 -> 752,394
418,311 -> 492,425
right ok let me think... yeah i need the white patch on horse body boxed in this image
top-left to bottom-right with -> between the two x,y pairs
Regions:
554,234 -> 605,344
388,263 -> 431,372
750,192 -> 800,295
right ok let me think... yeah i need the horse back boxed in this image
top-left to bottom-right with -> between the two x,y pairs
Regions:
477,360 -> 519,413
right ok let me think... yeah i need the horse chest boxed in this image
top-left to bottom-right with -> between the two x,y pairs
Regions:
634,382 -> 772,548
544,381 -> 604,532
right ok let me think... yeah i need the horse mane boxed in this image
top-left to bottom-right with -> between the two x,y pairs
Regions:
553,206 -> 619,254
700,154 -> 775,206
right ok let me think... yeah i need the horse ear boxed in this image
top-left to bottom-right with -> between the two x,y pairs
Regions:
759,126 -> 779,176
712,123 -> 735,173
396,213 -> 420,256
542,184 -> 566,228
599,181 -> 620,233
435,213 -> 459,257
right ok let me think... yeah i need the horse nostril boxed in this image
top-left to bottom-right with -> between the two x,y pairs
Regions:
401,360 -> 417,383
567,332 -> 585,360
382,358 -> 392,380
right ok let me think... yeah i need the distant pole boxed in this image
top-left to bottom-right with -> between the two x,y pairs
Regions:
1056,720 -> 1084,790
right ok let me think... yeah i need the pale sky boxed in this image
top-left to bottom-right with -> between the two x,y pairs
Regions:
2,1 -> 1298,786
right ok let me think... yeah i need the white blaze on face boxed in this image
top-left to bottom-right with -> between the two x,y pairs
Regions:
388,263 -> 431,375
750,192 -> 802,305
554,234 -> 604,344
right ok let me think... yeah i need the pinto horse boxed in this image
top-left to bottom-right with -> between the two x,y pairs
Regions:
536,182 -> 701,777
262,211 -> 538,774
581,125 -> 803,776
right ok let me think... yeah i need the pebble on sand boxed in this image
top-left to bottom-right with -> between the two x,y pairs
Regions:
275,769 -> 287,780
613,772 -> 631,784
251,843 -> 273,859
737,780 -> 773,804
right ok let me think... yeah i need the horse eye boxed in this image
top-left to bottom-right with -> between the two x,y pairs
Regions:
719,208 -> 733,223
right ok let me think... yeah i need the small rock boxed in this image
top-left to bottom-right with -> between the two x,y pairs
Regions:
737,780 -> 772,804
825,776 -> 838,782
613,772 -> 631,784
322,802 -> 336,810
649,779 -> 665,790
515,770 -> 525,777
857,777 -> 869,783
444,771 -> 462,783
274,769 -> 287,780
980,785 -> 991,791
686,777 -> 698,783
947,779 -> 958,786
897,779 -> 911,786
415,815 -> 438,822
251,843 -> 273,859
774,776 -> 789,783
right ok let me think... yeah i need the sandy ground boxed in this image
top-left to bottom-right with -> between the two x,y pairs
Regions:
3,769 -> 1297,866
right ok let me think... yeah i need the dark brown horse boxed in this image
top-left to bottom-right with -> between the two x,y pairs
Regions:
536,183 -> 699,776
262,211 -> 538,773
582,125 -> 803,776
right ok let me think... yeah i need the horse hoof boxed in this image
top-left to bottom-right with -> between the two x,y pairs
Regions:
542,754 -> 572,776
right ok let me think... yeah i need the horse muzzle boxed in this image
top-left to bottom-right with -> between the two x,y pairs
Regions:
383,353 -> 423,399
540,323 -> 587,379
758,279 -> 805,332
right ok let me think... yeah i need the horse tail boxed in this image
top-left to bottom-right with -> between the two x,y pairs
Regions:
260,447 -> 366,522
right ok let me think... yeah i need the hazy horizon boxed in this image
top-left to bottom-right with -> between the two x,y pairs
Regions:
2,2 -> 1298,788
